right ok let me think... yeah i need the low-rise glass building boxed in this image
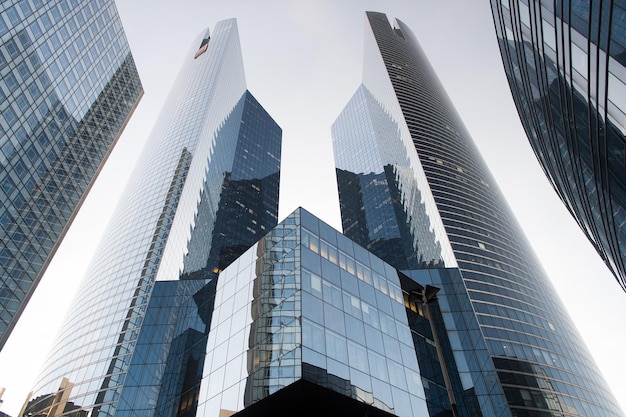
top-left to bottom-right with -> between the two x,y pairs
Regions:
198,208 -> 436,417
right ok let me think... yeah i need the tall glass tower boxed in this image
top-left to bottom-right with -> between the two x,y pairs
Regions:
0,0 -> 143,349
333,12 -> 624,417
22,19 -> 281,417
490,1 -> 626,290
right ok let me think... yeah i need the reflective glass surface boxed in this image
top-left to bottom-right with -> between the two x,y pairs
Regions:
23,19 -> 281,417
115,90 -> 281,417
333,84 -> 455,270
401,268 -> 510,417
333,11 -> 624,417
0,0 -> 143,348
197,208 -> 429,417
491,1 -> 626,413
491,0 -> 626,291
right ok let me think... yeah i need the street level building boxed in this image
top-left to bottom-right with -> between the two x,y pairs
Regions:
0,0 -> 143,349
196,208 -> 431,417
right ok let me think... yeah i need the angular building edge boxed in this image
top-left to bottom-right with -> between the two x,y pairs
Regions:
0,90 -> 143,351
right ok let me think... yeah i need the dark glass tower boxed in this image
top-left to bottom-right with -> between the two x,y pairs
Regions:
333,12 -> 624,417
23,19 -> 281,417
490,1 -> 626,290
0,0 -> 143,349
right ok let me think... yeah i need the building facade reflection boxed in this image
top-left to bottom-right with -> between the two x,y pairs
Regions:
197,208 -> 431,417
0,0 -> 143,349
333,11 -> 624,417
24,19 -> 280,417
491,0 -> 626,290
116,91 -> 281,417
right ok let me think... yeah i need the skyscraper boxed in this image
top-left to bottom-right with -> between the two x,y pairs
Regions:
0,0 -> 143,349
23,19 -> 281,417
490,1 -> 626,290
333,12 -> 624,416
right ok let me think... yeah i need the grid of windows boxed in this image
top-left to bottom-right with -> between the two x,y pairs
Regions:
333,84 -> 454,271
333,11 -> 624,417
114,90 -> 281,417
198,209 -> 429,417
24,20 -> 255,417
0,0 -> 142,348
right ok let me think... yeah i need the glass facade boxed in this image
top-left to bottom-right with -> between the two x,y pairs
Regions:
491,0 -> 626,291
0,0 -> 143,349
23,19 -> 281,417
333,84 -> 455,271
333,11 -> 624,417
115,90 -> 281,417
197,208 -> 430,417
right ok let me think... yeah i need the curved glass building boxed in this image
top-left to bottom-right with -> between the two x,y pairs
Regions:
0,0 -> 142,349
333,12 -> 624,417
490,0 -> 626,289
23,19 -> 281,417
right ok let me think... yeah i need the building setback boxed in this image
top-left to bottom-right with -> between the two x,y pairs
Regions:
23,19 -> 281,417
333,11 -> 624,417
0,0 -> 143,349
490,1 -> 626,289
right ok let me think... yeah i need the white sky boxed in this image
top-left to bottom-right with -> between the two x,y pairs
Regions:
1,1 -> 625,415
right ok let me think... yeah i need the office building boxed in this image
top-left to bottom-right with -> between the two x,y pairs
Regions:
490,1 -> 626,289
23,19 -> 281,417
0,0 -> 143,349
196,208 -> 431,417
333,12 -> 624,416
191,206 -> 496,417
334,85 -> 509,417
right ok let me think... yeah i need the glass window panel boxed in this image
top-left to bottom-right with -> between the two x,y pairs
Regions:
325,329 -> 348,363
368,351 -> 389,382
347,340 -> 369,373
371,377 -> 392,409
608,70 -> 626,115
361,301 -> 379,328
339,250 -> 356,274
364,323 -> 384,353
302,247 -> 321,274
571,41 -> 588,78
302,346 -> 326,369
322,279 -> 342,307
207,365 -> 226,399
350,367 -> 372,393
356,261 -> 373,284
326,357 -> 350,380
391,387 -> 412,417
302,291 -> 324,324
324,303 -> 345,335
345,314 -> 366,345
359,280 -> 376,305
302,269 -> 322,296
342,291 -> 362,320
302,318 -> 325,354
388,360 -> 407,390
379,313 -> 398,338
340,269 -> 358,295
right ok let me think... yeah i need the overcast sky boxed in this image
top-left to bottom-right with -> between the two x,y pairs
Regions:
1,1 -> 625,415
